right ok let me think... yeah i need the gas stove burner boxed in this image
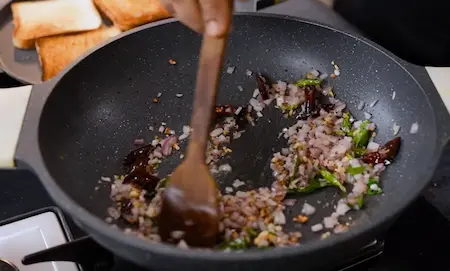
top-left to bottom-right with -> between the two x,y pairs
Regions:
0,259 -> 19,271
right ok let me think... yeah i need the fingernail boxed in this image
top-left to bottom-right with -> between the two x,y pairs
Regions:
206,20 -> 220,37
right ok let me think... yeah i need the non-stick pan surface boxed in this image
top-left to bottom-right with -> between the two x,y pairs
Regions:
13,14 -> 449,271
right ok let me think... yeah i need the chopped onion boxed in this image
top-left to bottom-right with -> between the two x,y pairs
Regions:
363,112 -> 372,120
235,106 -> 243,115
107,207 -> 120,219
157,92 -> 162,98
236,191 -> 247,197
323,216 -> 338,229
253,88 -> 260,98
183,125 -> 191,134
219,164 -> 232,172
176,93 -> 183,98
392,91 -> 396,100
272,210 -> 286,225
334,102 -> 346,112
256,111 -> 263,118
374,163 -> 385,172
349,159 -> 361,168
101,176 -> 111,182
367,142 -> 380,152
161,136 -> 177,156
309,69 -> 320,78
177,240 -> 189,249
369,100 -> 378,107
225,187 -> 233,193
158,126 -> 165,133
283,199 -> 297,206
134,138 -> 145,145
210,128 -> 224,137
393,123 -> 400,135
335,202 -> 351,216
232,179 -> 245,188
249,98 -> 264,111
319,73 -> 328,80
233,131 -> 243,139
217,134 -> 227,143
226,66 -> 236,74
246,69 -> 253,77
301,203 -> 316,215
311,223 -> 324,232
410,122 -> 419,134
237,86 -> 244,92
357,101 -> 365,110
334,224 -> 349,234
334,69 -> 340,76
170,230 -> 185,239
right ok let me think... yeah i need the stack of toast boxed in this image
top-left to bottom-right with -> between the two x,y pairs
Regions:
11,0 -> 171,81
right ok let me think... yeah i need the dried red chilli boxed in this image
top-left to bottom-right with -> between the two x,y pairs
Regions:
361,137 -> 401,164
256,74 -> 270,100
122,144 -> 160,195
124,167 -> 160,192
298,85 -> 319,120
123,144 -> 155,171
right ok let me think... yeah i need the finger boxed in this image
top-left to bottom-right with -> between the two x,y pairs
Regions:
171,0 -> 205,34
159,0 -> 175,15
198,0 -> 233,37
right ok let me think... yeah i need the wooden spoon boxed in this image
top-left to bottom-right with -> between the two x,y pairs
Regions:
158,35 -> 227,247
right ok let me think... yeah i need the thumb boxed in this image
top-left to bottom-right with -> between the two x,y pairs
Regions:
199,0 -> 233,37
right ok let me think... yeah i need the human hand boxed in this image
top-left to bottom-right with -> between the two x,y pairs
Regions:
159,0 -> 233,37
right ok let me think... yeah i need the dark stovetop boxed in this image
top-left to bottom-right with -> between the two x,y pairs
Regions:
1,169 -> 449,271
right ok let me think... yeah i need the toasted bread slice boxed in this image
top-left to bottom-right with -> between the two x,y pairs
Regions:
11,0 -> 102,41
36,27 -> 121,81
94,0 -> 171,31
12,34 -> 35,49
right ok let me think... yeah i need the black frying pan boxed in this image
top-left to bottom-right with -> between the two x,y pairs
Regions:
2,14 -> 450,271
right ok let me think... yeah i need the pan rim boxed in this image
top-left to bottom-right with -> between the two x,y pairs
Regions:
39,13 -> 439,262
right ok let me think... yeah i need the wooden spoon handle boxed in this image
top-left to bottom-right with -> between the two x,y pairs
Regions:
187,36 -> 227,160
